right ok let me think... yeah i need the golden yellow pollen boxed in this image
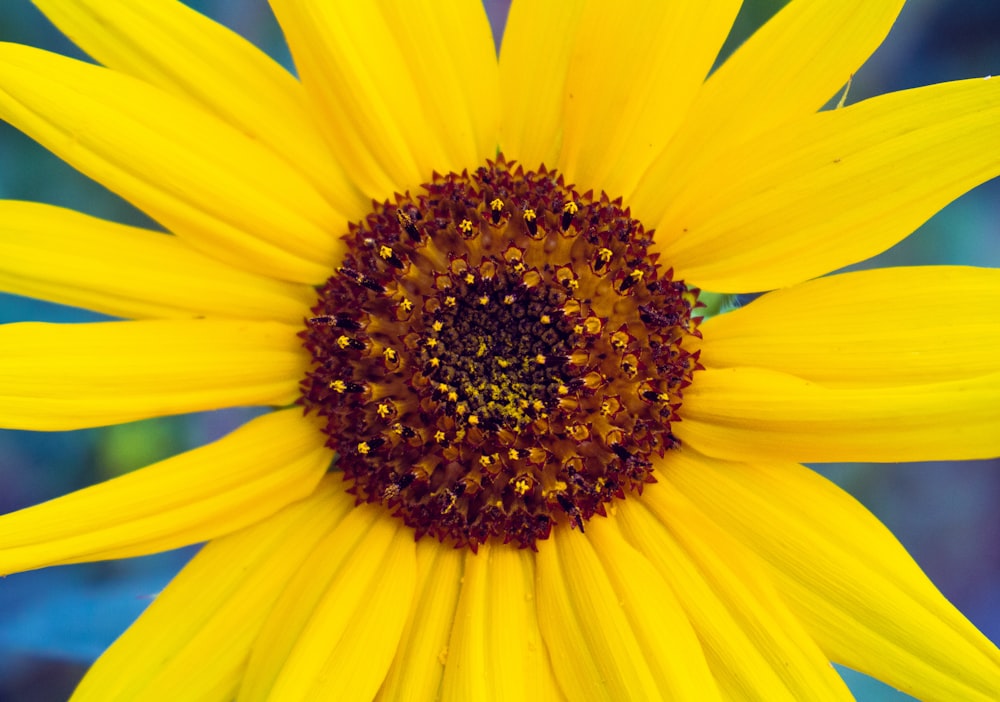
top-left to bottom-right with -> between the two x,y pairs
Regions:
300,156 -> 700,550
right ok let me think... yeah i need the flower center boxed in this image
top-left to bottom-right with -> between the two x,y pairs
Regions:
299,157 -> 701,550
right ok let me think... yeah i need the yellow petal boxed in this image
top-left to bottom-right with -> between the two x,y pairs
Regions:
498,0 -> 584,169
0,201 -> 314,321
0,409 -> 330,574
70,476 -> 354,702
271,0 -> 498,199
621,490 -> 853,701
663,452 -> 1000,702
0,43 -> 346,283
536,529 -> 709,701
377,540 -> 465,702
632,0 -> 904,224
697,266 -> 1000,386
0,319 -> 306,430
584,517 -> 722,701
556,0 -> 741,198
239,504 -> 415,702
31,0 -> 366,217
654,77 -> 1000,292
677,366 -> 1000,463
441,542 -> 560,702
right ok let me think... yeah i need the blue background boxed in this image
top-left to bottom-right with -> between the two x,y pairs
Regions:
1,1 -> 998,699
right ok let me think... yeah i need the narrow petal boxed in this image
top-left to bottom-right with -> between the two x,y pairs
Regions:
620,491 -> 853,701
631,0 -> 905,224
0,43 -> 347,283
239,505 -> 415,702
536,530 -> 710,700
663,452 -> 1000,702
0,410 -> 330,575
556,0 -> 742,198
677,366 -> 1000,463
584,518 -> 723,701
70,476 -> 355,702
377,540 -> 465,701
441,543 -> 560,701
652,77 -> 1000,292
0,201 -> 314,321
0,319 -> 306,430
31,0 -> 366,216
697,266 -> 1000,386
498,0 -> 584,169
271,0 -> 499,198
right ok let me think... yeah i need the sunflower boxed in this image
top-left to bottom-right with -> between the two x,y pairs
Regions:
1,0 -> 999,699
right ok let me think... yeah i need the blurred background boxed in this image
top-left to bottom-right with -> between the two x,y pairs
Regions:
0,1 -> 998,699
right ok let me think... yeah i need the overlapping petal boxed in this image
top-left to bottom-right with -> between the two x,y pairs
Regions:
441,543 -> 560,700
0,201 -> 314,321
0,43 -> 347,283
617,496 -> 853,700
238,506 -> 416,702
270,0 -> 498,199
536,529 -> 720,700
0,319 -> 306,430
498,0 -> 584,169
30,0 -> 366,217
554,0 -> 741,197
663,452 -> 1000,702
676,366 -> 1000,463
631,0 -> 905,222
377,541 -> 465,701
697,266 -> 1000,386
0,410 -> 331,574
649,77 -> 1000,292
70,477 -> 354,702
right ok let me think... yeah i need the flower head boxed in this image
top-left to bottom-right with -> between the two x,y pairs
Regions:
1,0 -> 999,700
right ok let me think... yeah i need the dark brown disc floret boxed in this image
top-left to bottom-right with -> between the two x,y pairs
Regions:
299,156 -> 702,550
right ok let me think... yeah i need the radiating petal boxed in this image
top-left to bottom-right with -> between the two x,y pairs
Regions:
663,452 -> 1000,702
697,266 -> 1000,386
0,410 -> 330,575
536,530 -> 716,701
238,504 -> 415,702
632,0 -> 904,224
620,490 -> 853,701
377,540 -> 465,702
271,0 -> 498,199
31,0 -> 366,216
0,43 -> 347,283
441,542 -> 560,701
677,366 -> 1000,463
651,77 -> 1000,293
498,0 -> 584,169
556,0 -> 741,198
70,476 -> 354,702
584,518 -> 722,701
0,201 -> 314,321
0,319 -> 306,430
